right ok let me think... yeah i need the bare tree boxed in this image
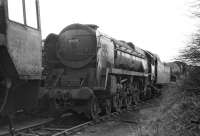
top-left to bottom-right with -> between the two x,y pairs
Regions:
179,34 -> 200,65
176,1 -> 200,90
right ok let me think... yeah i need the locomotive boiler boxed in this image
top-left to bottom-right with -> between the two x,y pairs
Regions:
42,23 -> 170,119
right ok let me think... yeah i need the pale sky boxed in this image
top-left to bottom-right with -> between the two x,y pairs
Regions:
40,0 -> 198,62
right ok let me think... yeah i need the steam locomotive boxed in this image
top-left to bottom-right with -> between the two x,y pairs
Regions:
41,24 -> 171,119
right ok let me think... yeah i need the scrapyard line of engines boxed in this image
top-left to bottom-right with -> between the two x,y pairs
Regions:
0,0 -> 170,125
0,0 -> 171,120
0,21 -> 171,120
38,23 -> 171,119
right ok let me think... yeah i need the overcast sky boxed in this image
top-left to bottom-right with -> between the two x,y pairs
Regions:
40,0 -> 198,62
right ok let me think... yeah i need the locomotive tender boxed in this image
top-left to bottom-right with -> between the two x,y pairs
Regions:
43,24 -> 170,119
0,0 -> 42,116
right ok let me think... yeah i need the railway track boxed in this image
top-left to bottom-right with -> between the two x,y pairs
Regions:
50,112 -> 120,136
1,111 -> 121,136
0,95 -> 157,136
0,118 -> 54,136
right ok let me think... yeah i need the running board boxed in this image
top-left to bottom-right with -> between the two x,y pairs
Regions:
108,68 -> 148,77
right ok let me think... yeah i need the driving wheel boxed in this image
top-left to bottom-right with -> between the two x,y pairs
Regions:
112,94 -> 122,112
89,97 -> 100,120
105,99 -> 112,115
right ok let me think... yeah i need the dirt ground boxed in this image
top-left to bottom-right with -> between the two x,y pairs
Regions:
70,82 -> 197,136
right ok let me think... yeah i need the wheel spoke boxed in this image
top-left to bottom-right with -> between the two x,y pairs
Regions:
112,95 -> 121,112
126,95 -> 132,107
90,98 -> 99,120
105,99 -> 111,115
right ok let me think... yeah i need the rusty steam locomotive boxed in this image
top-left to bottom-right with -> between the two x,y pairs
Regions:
41,24 -> 171,119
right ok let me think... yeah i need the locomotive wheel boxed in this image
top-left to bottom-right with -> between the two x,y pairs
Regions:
48,98 -> 62,118
126,95 -> 133,107
133,81 -> 140,104
105,99 -> 112,115
112,95 -> 122,112
123,95 -> 130,109
89,97 -> 100,120
135,89 -> 140,105
132,90 -> 139,105
146,87 -> 152,99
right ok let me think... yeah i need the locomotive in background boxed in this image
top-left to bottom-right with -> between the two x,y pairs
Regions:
167,61 -> 187,80
41,24 -> 171,119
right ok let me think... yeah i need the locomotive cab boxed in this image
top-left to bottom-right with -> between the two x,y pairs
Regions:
0,0 -> 42,115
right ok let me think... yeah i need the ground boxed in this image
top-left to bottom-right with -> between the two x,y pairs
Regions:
71,82 -> 200,136
1,81 -> 199,136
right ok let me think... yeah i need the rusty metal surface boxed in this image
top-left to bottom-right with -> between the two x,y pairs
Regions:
6,21 -> 42,79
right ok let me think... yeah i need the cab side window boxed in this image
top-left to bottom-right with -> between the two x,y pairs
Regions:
7,0 -> 39,29
25,0 -> 37,28
8,0 -> 24,24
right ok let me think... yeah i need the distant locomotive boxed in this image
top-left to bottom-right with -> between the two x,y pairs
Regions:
0,0 -> 42,117
167,61 -> 187,79
42,24 -> 171,119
